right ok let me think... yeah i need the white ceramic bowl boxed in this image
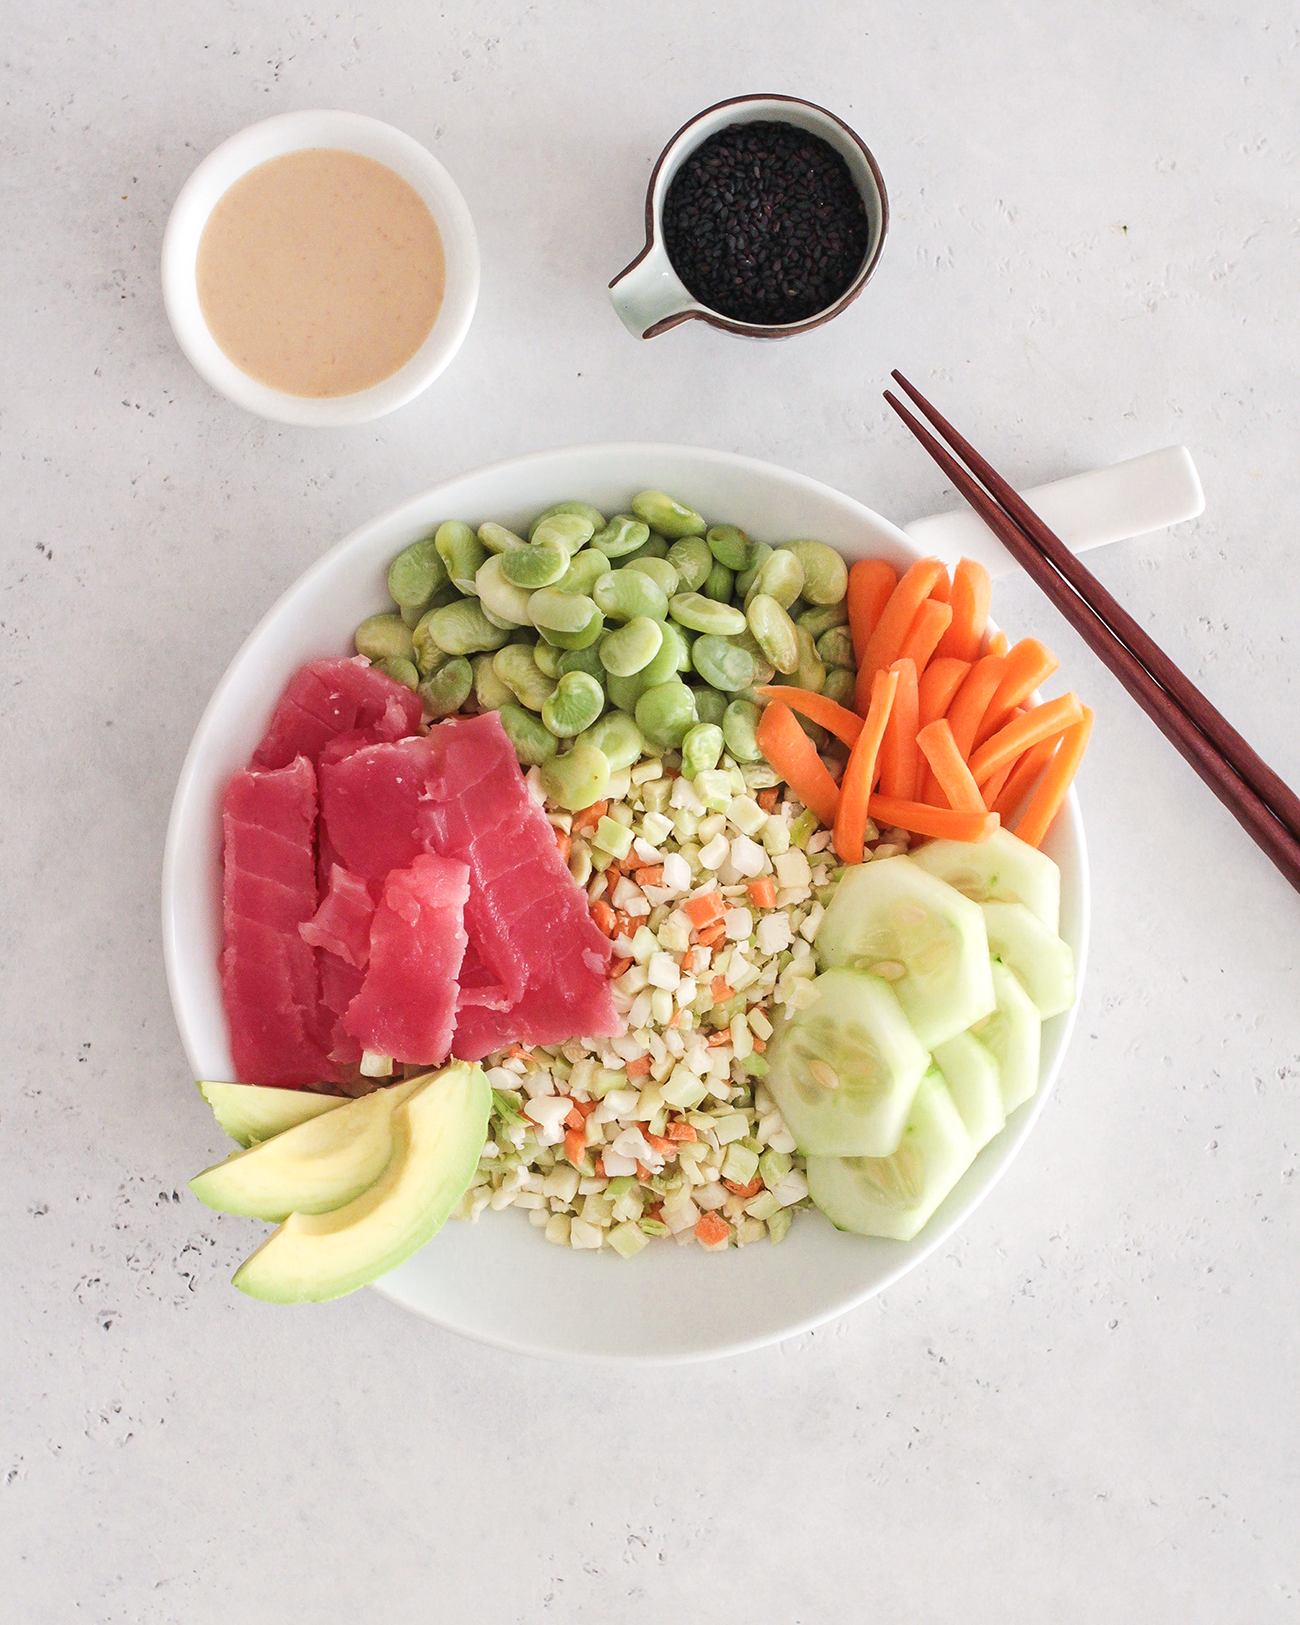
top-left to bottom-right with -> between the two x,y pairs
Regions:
163,443 -> 1088,1362
161,111 -> 479,426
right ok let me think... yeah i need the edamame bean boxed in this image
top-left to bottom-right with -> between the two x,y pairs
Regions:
493,643 -> 557,711
557,644 -> 607,684
631,490 -> 706,539
822,666 -> 856,707
624,555 -> 679,596
532,514 -> 596,556
690,686 -> 728,726
735,541 -> 772,599
747,593 -> 800,675
539,606 -> 605,650
600,616 -> 664,677
530,588 -> 599,635
667,536 -> 712,592
816,625 -> 855,668
681,722 -> 724,777
421,599 -> 511,658
669,592 -> 747,636
732,624 -> 777,685
473,652 -> 514,711
620,530 -> 669,563
798,600 -> 850,638
387,536 -> 448,610
778,539 -> 849,605
434,521 -> 488,592
745,548 -> 804,609
377,656 -> 420,689
691,634 -> 756,694
705,523 -> 751,572
605,669 -> 647,713
500,543 -> 569,589
498,702 -> 559,767
577,711 -> 646,771
476,553 -> 535,625
588,514 -> 650,558
355,613 -> 415,663
419,656 -> 472,719
540,741 -> 611,811
529,502 -> 605,541
659,618 -> 692,674
593,569 -> 668,623
635,680 -> 698,748
789,623 -> 827,692
478,521 -> 527,555
701,561 -> 734,602
532,640 -> 564,679
556,548 -> 610,597
542,671 -> 605,738
722,699 -> 764,763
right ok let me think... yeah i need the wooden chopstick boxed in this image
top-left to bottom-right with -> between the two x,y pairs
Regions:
883,382 -> 1300,895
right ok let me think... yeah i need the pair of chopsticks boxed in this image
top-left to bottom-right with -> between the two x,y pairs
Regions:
884,372 -> 1300,895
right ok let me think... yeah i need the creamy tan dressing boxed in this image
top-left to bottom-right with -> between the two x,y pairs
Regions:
196,149 -> 445,398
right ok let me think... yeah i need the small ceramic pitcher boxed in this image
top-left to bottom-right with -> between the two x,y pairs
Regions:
609,93 -> 888,340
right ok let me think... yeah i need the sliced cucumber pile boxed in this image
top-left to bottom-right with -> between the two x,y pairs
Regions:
909,827 -> 1060,933
974,960 -> 1042,1114
981,901 -> 1075,1019
932,1030 -> 1005,1152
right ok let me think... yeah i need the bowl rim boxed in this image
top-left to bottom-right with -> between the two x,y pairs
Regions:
163,440 -> 1088,1362
160,109 -> 480,426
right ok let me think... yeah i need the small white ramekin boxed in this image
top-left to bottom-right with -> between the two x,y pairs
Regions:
161,111 -> 479,426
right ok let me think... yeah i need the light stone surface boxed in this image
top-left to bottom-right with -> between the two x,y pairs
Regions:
2,3 -> 1297,1619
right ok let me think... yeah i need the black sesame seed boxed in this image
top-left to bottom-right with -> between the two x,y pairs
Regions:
662,120 -> 870,325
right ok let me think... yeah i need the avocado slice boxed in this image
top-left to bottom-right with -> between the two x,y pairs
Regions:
232,1062 -> 491,1303
197,1080 -> 350,1148
190,1077 -> 424,1221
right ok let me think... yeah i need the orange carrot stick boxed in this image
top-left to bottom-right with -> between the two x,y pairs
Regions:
867,795 -> 999,843
756,686 -> 863,747
934,558 -> 991,663
1015,706 -> 1094,847
847,559 -> 898,665
993,734 -> 1059,818
968,693 -> 1084,785
835,667 -> 899,863
856,557 -> 948,708
756,701 -> 841,827
878,658 -> 919,800
984,629 -> 1010,658
917,657 -> 971,728
916,719 -> 987,814
945,655 -> 1011,758
897,598 -> 953,676
980,759 -> 1015,811
974,638 -> 1061,745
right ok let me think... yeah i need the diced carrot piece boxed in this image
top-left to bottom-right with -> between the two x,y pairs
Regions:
646,1200 -> 665,1222
711,977 -> 735,1002
916,719 -> 987,814
847,559 -> 898,664
856,557 -> 948,705
683,892 -> 726,929
553,828 -> 571,862
564,1128 -> 587,1167
756,686 -> 863,747
589,899 -> 616,936
968,693 -> 1084,786
757,787 -> 780,812
694,1211 -> 732,1247
750,1036 -> 766,1053
993,735 -> 1060,818
563,1101 -> 584,1130
755,701 -> 841,828
974,638 -> 1061,745
594,1155 -> 606,1178
707,1029 -> 732,1047
571,1098 -> 598,1119
626,1053 -> 652,1077
724,1175 -> 764,1199
571,800 -> 608,834
609,957 -> 632,979
897,598 -> 953,676
666,1120 -> 697,1142
867,794 -> 1000,842
697,920 -> 726,948
636,1161 -> 653,1183
1015,706 -> 1094,847
747,877 -> 777,908
613,911 -> 637,937
667,1010 -> 682,1028
645,1132 -> 675,1157
834,666 -> 899,864
934,558 -> 992,663
635,865 -> 665,887
878,657 -> 919,801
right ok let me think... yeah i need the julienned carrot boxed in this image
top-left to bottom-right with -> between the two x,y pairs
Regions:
835,667 -> 899,863
945,655 -> 1010,759
916,719 -> 987,814
917,657 -> 971,728
984,629 -> 1010,658
993,734 -> 1059,817
756,701 -> 840,828
867,794 -> 999,843
847,559 -> 898,665
934,557 -> 991,663
974,638 -> 1061,745
856,557 -> 948,708
980,759 -> 1015,811
878,658 -> 919,800
968,692 -> 1084,785
1016,706 -> 1094,847
897,598 -> 953,676
757,686 -> 863,746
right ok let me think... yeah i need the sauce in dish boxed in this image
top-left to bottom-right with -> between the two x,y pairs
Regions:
196,149 -> 445,398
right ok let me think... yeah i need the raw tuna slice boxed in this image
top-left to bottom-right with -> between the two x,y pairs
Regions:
318,952 -> 365,1071
300,864 -> 375,967
221,756 -> 337,1087
253,657 -> 422,771
317,735 -> 432,886
342,854 -> 471,1065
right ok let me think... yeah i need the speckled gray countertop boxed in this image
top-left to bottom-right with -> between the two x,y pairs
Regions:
3,3 -> 1297,1619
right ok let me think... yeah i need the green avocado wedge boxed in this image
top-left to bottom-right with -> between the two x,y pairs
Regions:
232,1062 -> 491,1304
197,1080 -> 349,1148
190,1077 -> 424,1221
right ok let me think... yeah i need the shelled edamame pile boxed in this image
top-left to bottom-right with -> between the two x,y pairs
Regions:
355,490 -> 901,1254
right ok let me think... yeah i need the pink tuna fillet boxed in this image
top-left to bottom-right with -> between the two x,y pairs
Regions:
253,657 -> 422,771
342,854 -> 470,1065
300,864 -> 375,968
221,756 -> 338,1087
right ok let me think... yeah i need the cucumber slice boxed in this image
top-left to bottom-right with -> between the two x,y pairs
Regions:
974,960 -> 1041,1113
806,1071 -> 975,1241
189,1076 -> 424,1220
909,827 -> 1060,933
981,901 -> 1075,1018
197,1080 -> 348,1148
932,1031 -> 1005,1152
815,855 -> 995,1048
765,968 -> 930,1156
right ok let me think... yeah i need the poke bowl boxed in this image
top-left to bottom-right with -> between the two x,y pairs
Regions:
163,442 -> 1088,1363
